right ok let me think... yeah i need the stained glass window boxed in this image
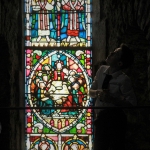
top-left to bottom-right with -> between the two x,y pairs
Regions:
24,1 -> 93,150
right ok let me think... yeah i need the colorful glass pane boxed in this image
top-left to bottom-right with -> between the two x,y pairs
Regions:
24,0 -> 92,47
25,49 -> 93,149
24,0 -> 93,149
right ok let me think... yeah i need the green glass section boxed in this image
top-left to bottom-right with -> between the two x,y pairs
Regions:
34,128 -> 38,133
43,127 -> 50,133
81,128 -> 86,134
25,0 -> 93,148
70,127 -> 77,134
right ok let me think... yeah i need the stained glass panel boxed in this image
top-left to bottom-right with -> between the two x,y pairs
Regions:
24,0 -> 93,149
24,0 -> 92,47
25,49 -> 93,149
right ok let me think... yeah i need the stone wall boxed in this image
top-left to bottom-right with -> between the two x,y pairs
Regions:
0,36 -> 10,150
0,0 -> 22,149
96,0 -> 150,149
92,0 -> 150,104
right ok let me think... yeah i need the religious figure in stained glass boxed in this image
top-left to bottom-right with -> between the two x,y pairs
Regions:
25,0 -> 91,47
24,0 -> 93,149
25,49 -> 93,150
27,50 -> 91,116
61,0 -> 86,46
31,0 -> 61,44
32,0 -> 53,42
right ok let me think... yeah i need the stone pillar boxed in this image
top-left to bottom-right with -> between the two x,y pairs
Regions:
92,0 -> 106,76
148,49 -> 150,101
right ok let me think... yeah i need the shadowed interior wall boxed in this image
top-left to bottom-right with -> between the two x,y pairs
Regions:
0,36 -> 10,150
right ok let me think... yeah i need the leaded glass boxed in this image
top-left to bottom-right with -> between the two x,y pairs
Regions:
24,1 -> 93,150
24,0 -> 92,47
25,49 -> 93,149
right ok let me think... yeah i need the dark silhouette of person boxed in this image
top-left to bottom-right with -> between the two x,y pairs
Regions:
90,43 -> 137,150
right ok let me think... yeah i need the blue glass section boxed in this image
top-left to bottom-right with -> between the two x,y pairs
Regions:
50,29 -> 57,39
61,27 -> 67,33
60,34 -> 67,40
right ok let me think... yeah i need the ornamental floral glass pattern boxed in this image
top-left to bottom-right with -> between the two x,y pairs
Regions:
24,1 -> 93,150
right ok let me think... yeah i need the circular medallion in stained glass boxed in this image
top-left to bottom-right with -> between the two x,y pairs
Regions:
27,50 -> 91,133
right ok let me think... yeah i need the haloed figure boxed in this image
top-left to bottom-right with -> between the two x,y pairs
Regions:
36,80 -> 54,116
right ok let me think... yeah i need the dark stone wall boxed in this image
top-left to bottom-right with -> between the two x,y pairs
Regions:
0,0 -> 150,149
92,0 -> 150,106
93,0 -> 150,104
0,36 -> 10,150
0,0 -> 22,149
97,0 -> 150,149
